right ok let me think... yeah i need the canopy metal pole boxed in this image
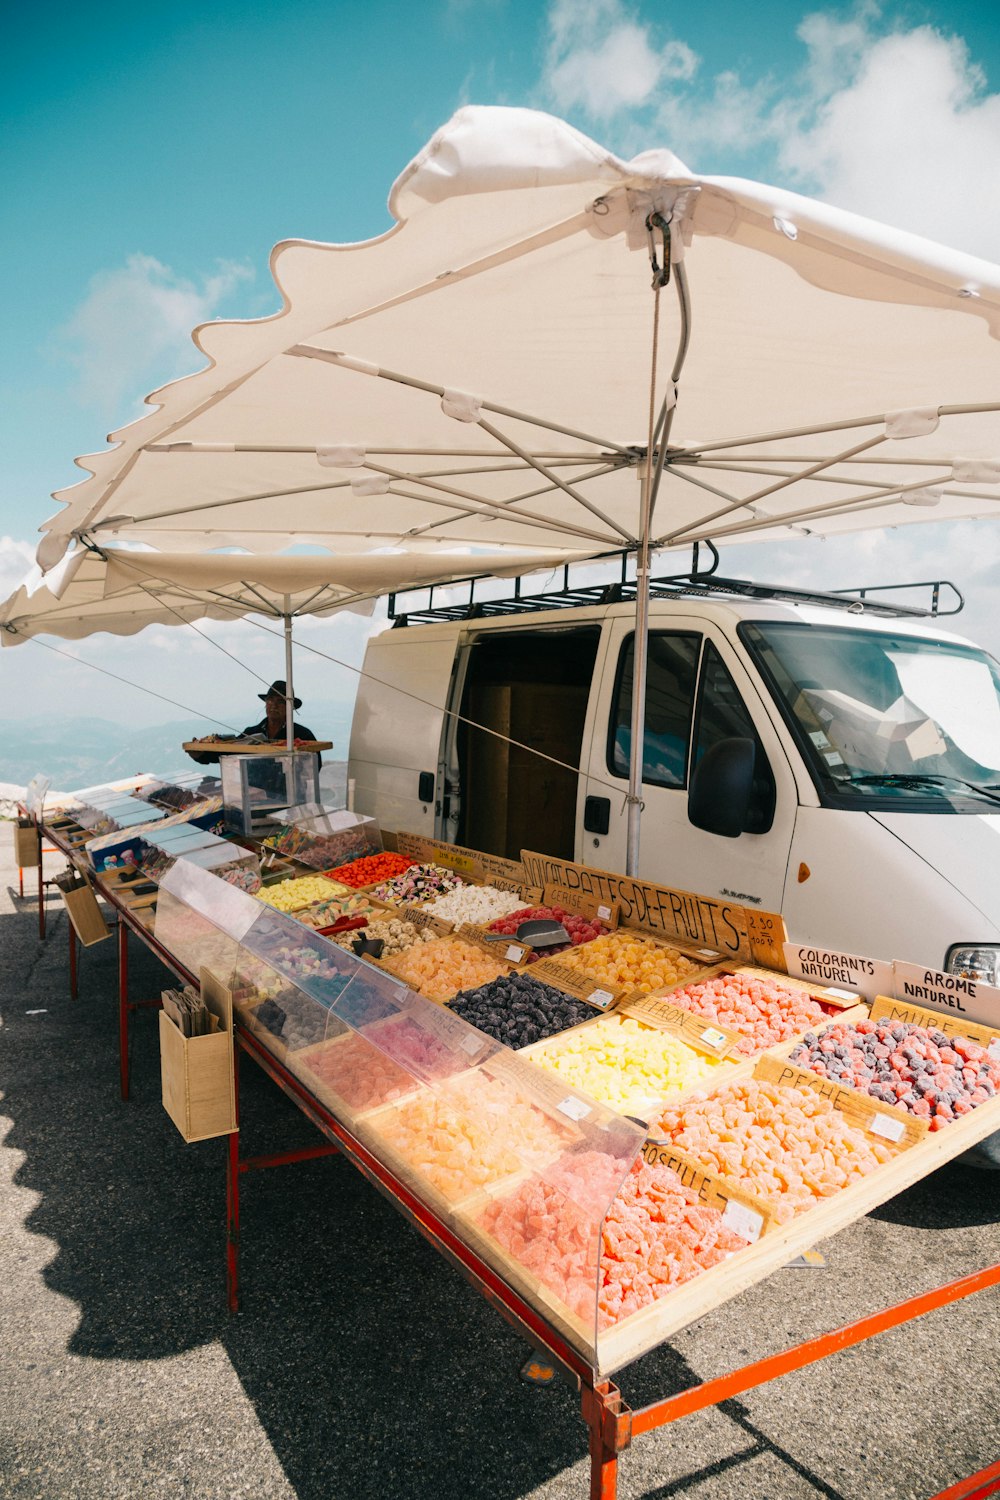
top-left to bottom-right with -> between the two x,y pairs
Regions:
626,471 -> 653,876
283,598 -> 294,752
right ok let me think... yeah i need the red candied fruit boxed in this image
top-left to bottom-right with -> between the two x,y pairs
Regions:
323,852 -> 415,888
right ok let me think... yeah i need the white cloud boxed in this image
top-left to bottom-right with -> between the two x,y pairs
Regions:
537,2 -> 1000,259
57,253 -> 254,427
778,26 -> 1000,258
544,0 -> 696,121
0,536 -> 36,600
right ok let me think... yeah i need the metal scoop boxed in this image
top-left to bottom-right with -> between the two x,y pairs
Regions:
485,919 -> 570,950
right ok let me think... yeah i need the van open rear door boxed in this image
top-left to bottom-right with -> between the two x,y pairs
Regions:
348,626 -> 461,836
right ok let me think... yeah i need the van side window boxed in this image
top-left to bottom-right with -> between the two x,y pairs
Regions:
692,643 -> 776,834
607,633 -> 700,787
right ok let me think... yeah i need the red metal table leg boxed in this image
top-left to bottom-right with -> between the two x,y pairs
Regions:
928,1459 -> 1000,1500
19,865 -> 24,898
118,919 -> 129,1101
69,918 -> 78,1000
582,1381 -> 631,1500
226,1043 -> 241,1313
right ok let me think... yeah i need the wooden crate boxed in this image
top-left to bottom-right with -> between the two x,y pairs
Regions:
13,818 -> 39,869
159,969 -> 237,1143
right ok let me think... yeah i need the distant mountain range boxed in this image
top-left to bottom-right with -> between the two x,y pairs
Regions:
0,712 -> 354,792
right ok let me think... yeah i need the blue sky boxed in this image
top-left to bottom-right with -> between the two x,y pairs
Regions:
2,0 -> 999,734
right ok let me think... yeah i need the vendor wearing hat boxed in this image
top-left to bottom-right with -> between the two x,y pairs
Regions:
241,681 -> 322,763
186,680 -> 323,764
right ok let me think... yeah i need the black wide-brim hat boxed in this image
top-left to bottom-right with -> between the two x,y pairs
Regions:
259,679 -> 302,709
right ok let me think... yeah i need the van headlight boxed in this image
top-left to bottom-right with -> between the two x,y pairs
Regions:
946,945 -> 1000,986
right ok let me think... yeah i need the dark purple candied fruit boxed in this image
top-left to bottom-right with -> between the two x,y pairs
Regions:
448,973 -> 594,1048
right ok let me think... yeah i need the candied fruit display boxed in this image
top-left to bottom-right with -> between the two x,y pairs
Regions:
324,852 -> 415,888
486,905 -> 608,962
423,884 -> 525,926
650,1079 -> 898,1222
298,1031 -> 415,1112
668,972 -> 827,1056
789,1016 -> 1000,1129
382,937 -> 510,1003
529,1014 -> 723,1115
366,1069 -> 574,1201
477,1150 -> 750,1327
295,894 -> 383,931
372,863 -> 467,903
551,932 -> 702,993
257,875 -> 351,912
449,972 -> 598,1048
330,915 -> 436,956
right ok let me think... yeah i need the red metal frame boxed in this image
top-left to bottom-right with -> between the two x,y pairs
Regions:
928,1460 -> 1000,1500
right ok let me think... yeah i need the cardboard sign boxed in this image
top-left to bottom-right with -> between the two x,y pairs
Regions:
891,960 -> 1000,1031
639,1142 -> 776,1240
754,1055 -> 928,1148
456,924 -> 531,966
735,963 -> 861,1011
389,831 -> 525,891
542,883 -> 620,929
783,942 -> 894,1003
519,850 -> 784,964
621,993 -> 743,1060
528,957 -> 635,1011
869,994 -> 1000,1048
391,904 -> 454,938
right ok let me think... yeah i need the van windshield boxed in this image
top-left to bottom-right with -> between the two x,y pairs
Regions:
741,621 -> 1000,812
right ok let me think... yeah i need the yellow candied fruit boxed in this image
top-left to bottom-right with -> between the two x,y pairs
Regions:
553,932 -> 702,993
530,1014 -> 722,1113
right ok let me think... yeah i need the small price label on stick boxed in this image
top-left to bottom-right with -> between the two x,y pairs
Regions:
722,1199 -> 764,1244
505,944 -> 526,963
557,1096 -> 592,1122
869,1112 -> 906,1143
588,988 -> 615,1010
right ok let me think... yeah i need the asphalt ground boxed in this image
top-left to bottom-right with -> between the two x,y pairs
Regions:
1,836 -> 999,1500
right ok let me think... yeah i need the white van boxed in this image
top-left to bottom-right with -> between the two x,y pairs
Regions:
348,577 -> 1000,985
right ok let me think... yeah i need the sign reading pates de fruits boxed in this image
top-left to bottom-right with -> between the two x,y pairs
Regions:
519,851 -> 786,966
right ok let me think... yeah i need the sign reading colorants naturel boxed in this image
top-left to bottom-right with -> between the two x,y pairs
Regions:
891,960 -> 1000,1031
782,943 -> 894,1003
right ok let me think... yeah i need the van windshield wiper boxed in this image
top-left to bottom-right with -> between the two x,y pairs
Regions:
847,773 -> 1000,806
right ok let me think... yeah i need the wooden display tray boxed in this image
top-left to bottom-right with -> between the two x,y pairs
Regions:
183,739 -> 332,754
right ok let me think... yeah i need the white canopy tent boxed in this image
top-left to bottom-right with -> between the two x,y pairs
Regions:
0,542 -> 585,748
15,106 -> 1000,867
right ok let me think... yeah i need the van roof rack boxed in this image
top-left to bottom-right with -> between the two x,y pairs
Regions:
388,550 -> 963,625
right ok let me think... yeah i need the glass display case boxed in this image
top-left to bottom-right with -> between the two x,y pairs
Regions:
262,809 -> 381,871
220,752 -> 321,835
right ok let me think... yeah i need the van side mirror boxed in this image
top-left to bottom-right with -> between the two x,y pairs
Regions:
688,738 -> 755,838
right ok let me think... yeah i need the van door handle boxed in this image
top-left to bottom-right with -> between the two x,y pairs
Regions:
583,796 -> 610,836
